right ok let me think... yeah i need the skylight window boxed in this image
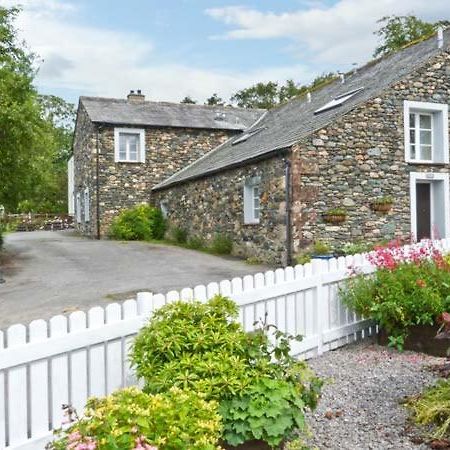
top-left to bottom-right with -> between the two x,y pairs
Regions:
232,127 -> 265,145
314,87 -> 364,115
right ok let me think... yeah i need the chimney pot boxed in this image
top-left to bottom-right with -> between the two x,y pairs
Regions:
339,72 -> 345,84
127,90 -> 145,103
307,92 -> 312,103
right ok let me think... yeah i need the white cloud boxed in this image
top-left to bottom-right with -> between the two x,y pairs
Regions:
206,0 -> 450,65
1,0 -> 316,103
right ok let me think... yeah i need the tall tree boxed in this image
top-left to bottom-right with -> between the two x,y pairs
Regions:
230,81 -> 279,109
0,6 -> 73,213
205,93 -> 224,106
373,15 -> 450,57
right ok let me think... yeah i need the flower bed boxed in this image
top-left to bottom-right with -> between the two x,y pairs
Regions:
341,239 -> 450,351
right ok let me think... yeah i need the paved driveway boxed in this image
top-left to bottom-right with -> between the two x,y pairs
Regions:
0,231 -> 267,329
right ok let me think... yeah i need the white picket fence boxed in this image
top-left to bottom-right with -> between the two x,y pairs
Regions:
0,253 -> 378,450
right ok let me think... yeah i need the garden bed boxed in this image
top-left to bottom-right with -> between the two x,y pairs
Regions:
305,340 -> 443,449
378,325 -> 448,357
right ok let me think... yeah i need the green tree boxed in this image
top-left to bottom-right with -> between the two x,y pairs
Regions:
230,81 -> 279,109
373,15 -> 450,57
205,93 -> 224,106
180,96 -> 197,104
0,6 -> 73,213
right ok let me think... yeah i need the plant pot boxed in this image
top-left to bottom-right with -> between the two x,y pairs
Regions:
371,203 -> 393,213
322,214 -> 346,224
378,324 -> 449,357
222,440 -> 276,450
311,254 -> 335,260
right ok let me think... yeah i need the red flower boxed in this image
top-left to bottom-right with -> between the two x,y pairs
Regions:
416,279 -> 426,288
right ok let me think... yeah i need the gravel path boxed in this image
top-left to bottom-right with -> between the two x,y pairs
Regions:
305,340 -> 444,450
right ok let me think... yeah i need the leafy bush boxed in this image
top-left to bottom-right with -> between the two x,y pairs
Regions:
47,386 -> 222,450
109,204 -> 166,241
408,379 -> 450,439
171,226 -> 188,244
130,296 -> 322,448
187,235 -> 205,250
0,225 -> 4,250
341,241 -> 450,348
210,233 -> 233,255
312,240 -> 332,255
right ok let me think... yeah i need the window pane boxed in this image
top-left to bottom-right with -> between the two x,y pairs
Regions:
410,144 -> 416,159
420,145 -> 432,161
409,113 -> 416,128
254,208 -> 260,220
420,130 -> 432,145
410,129 -> 415,144
420,114 -> 432,130
119,134 -> 127,160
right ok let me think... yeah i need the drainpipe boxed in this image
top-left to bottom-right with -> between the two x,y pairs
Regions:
96,128 -> 101,240
284,157 -> 293,267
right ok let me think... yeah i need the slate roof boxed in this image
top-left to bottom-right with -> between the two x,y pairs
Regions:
154,29 -> 450,191
80,96 -> 264,131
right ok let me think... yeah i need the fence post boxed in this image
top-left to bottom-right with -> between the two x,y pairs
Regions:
313,259 -> 330,355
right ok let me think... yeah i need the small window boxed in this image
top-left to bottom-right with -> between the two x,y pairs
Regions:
404,101 -> 449,164
84,188 -> 90,222
314,87 -> 364,114
232,127 -> 265,145
76,192 -> 81,223
244,177 -> 261,224
114,128 -> 145,163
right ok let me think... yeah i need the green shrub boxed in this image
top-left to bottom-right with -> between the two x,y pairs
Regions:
312,240 -> 332,255
47,386 -> 222,450
130,296 -> 322,448
0,225 -> 4,250
408,379 -> 450,439
187,235 -> 205,250
171,226 -> 188,244
295,254 -> 311,265
210,233 -> 233,255
109,204 -> 166,241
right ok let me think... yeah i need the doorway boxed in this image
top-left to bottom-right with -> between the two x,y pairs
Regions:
410,173 -> 450,240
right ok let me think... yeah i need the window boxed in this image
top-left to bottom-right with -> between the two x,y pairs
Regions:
244,177 -> 261,224
76,192 -> 81,223
404,101 -> 449,164
314,87 -> 364,115
114,128 -> 145,163
84,188 -> 90,222
232,127 -> 265,145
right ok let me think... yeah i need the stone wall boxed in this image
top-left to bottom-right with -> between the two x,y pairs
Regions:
73,115 -> 236,237
72,102 -> 98,237
291,50 -> 450,252
153,156 -> 288,265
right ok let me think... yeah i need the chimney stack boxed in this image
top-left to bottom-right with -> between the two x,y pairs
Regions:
338,72 -> 345,84
438,27 -> 444,49
127,89 -> 145,103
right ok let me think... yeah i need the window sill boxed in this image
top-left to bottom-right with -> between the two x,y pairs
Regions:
244,220 -> 260,226
115,160 -> 144,164
406,159 -> 447,165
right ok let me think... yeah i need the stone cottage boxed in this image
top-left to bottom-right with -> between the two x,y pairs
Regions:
68,91 -> 264,237
153,29 -> 450,265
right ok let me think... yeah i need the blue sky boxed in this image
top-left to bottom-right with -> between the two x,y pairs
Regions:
3,0 -> 448,105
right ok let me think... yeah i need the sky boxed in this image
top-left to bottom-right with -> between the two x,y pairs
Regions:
1,0 -> 449,105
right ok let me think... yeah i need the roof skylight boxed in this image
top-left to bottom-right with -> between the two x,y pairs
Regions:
232,127 -> 265,145
314,87 -> 364,115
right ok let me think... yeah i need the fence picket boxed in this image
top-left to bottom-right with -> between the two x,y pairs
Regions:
29,320 -> 49,438
105,304 -> 123,393
88,307 -> 106,398
7,324 -> 28,446
68,311 -> 88,414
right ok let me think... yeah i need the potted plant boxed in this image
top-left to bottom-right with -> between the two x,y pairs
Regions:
311,240 -> 334,260
322,208 -> 347,224
371,195 -> 393,213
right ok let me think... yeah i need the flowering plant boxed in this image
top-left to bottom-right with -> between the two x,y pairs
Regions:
46,387 -> 222,450
341,240 -> 450,349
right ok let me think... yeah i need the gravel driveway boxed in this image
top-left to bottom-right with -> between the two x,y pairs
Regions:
0,230 -> 267,329
306,341 -> 443,450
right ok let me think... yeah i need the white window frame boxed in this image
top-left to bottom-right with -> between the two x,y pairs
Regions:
84,188 -> 90,222
409,172 -> 450,240
76,192 -> 81,223
114,127 -> 146,163
244,177 -> 261,224
404,101 -> 448,164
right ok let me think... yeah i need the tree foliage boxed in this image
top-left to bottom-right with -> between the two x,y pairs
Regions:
180,96 -> 197,104
374,15 -> 450,57
204,93 -> 224,106
0,6 -> 75,213
230,74 -> 336,109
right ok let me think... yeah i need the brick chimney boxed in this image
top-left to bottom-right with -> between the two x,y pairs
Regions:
127,89 -> 145,103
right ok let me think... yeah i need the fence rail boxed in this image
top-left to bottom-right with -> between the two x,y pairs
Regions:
0,252 -> 379,449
